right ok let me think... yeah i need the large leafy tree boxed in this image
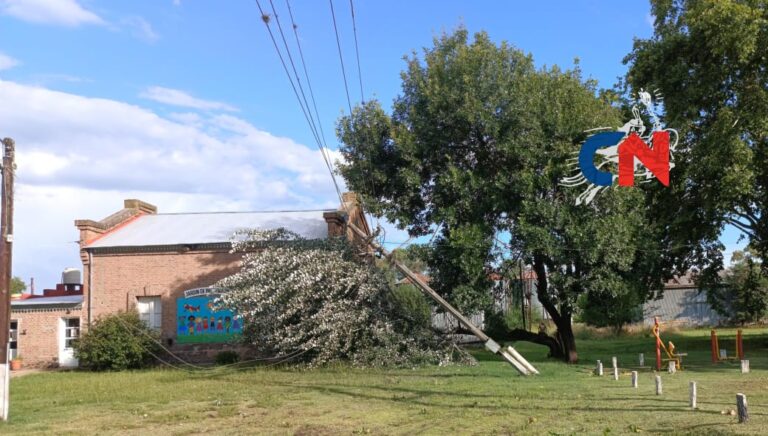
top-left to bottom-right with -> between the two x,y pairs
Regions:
625,0 -> 768,270
11,276 -> 26,294
708,250 -> 768,324
337,30 -> 668,362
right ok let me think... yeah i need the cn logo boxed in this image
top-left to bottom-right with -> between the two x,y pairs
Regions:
579,131 -> 670,188
560,89 -> 679,205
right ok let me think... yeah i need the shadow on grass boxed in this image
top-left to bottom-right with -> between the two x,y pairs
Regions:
264,380 -> 768,418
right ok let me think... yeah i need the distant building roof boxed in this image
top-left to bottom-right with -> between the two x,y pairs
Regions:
11,294 -> 83,309
85,210 -> 334,249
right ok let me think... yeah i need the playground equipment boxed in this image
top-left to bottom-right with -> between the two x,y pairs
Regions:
652,317 -> 687,370
711,329 -> 744,363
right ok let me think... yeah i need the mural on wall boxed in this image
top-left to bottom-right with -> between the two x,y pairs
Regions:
176,287 -> 242,344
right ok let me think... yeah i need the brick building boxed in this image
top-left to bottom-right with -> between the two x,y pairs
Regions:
11,273 -> 85,368
14,193 -> 369,368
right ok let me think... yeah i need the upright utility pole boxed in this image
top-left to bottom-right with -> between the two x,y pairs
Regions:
0,137 -> 15,421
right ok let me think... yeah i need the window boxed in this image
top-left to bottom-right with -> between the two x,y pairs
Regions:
9,320 -> 18,360
64,318 -> 80,349
137,296 -> 162,330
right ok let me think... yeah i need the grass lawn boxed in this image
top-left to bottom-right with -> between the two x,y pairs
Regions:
3,327 -> 768,435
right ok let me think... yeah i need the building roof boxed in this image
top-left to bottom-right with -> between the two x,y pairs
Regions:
86,209 -> 334,249
11,294 -> 83,308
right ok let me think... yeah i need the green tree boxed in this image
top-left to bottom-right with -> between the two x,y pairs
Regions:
707,250 -> 768,324
625,0 -> 768,271
11,276 -> 26,294
337,29 -> 667,362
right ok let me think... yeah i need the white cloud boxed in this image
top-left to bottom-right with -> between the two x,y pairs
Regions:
645,13 -> 655,30
0,52 -> 19,70
0,0 -> 105,27
0,79 -> 345,287
140,86 -> 238,112
122,16 -> 159,43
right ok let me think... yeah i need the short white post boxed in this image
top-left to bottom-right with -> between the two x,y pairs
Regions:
613,366 -> 619,381
631,371 -> 638,388
639,353 -> 644,367
655,375 -> 662,395
596,360 -> 603,376
720,349 -> 727,359
741,360 -> 750,374
668,360 -> 676,374
611,356 -> 617,370
736,393 -> 748,423
689,381 -> 697,409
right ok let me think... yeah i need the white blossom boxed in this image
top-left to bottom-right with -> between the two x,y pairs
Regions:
216,229 -> 475,367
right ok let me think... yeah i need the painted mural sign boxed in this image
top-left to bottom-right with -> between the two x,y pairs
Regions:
176,287 -> 242,344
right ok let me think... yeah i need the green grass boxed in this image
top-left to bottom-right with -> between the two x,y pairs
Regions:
3,327 -> 768,435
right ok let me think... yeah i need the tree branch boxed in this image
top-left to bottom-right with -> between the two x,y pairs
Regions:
727,218 -> 756,237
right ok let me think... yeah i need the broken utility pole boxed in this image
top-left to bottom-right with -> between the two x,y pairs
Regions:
347,222 -> 539,375
0,137 -> 15,420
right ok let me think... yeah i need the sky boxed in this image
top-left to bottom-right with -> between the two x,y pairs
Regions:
0,0 -> 746,289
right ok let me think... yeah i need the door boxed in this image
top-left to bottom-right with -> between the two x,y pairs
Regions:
9,320 -> 18,360
59,318 -> 80,367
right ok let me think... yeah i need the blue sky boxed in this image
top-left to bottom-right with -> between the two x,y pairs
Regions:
0,0 -> 745,288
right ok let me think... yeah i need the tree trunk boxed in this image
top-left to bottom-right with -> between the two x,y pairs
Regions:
454,326 -> 564,359
532,253 -> 579,363
554,315 -> 578,363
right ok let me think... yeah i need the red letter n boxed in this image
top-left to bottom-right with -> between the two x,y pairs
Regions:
618,131 -> 670,187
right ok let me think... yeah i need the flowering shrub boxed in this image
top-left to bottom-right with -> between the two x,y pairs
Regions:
216,229 -> 474,367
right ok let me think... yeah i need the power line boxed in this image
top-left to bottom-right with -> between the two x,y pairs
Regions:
328,0 -> 354,115
349,0 -> 364,103
254,0 -> 344,205
284,0 -> 340,198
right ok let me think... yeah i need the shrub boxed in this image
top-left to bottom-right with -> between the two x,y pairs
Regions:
73,311 -> 160,371
214,350 -> 240,365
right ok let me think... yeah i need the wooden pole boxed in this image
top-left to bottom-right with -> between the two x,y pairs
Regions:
346,222 -> 538,375
0,137 -> 15,421
736,329 -> 744,360
711,330 -> 719,363
689,382 -> 697,409
655,375 -> 662,395
736,393 -> 748,423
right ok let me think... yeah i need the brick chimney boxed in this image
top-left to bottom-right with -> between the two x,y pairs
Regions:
75,199 -> 158,247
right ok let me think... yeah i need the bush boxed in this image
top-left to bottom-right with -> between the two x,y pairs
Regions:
73,311 -> 160,371
214,350 -> 240,365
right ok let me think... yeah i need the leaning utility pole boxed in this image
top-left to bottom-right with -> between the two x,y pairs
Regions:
347,222 -> 538,375
0,137 -> 15,420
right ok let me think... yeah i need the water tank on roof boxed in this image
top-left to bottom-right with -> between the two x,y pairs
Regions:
62,268 -> 81,285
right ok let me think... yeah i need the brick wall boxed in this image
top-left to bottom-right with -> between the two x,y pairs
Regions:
10,309 -> 82,368
85,249 -> 242,344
